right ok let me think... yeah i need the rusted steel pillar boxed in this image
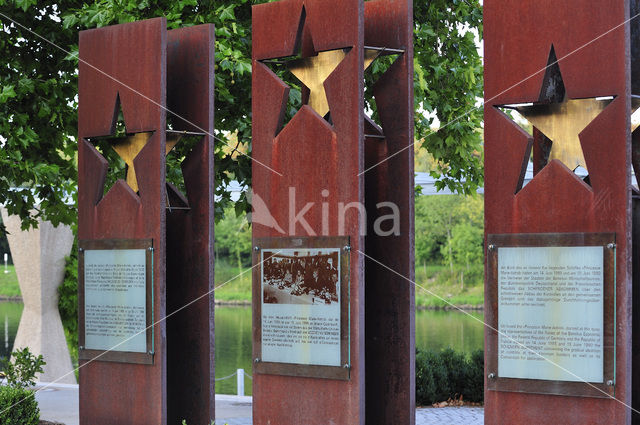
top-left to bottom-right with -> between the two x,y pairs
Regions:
78,18 -> 214,424
484,0 -> 633,423
251,1 -> 414,424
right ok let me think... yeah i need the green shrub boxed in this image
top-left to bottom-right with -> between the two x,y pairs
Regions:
463,349 -> 484,402
416,349 -> 450,404
0,385 -> 39,425
439,348 -> 467,398
0,348 -> 45,389
58,242 -> 79,374
415,348 -> 484,405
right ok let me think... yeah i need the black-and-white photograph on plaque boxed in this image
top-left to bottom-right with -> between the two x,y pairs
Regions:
260,248 -> 341,367
262,250 -> 340,306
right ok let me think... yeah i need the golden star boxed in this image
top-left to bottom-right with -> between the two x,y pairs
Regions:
108,132 -> 153,193
500,45 -> 617,172
286,47 -> 386,118
287,49 -> 348,118
516,98 -> 612,171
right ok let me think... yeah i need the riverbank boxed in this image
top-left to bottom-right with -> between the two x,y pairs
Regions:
0,262 -> 485,310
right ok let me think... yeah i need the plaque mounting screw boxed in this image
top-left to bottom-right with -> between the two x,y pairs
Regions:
607,243 -> 616,249
488,373 -> 495,379
344,246 -> 351,252
607,380 -> 614,386
254,246 -> 260,252
254,358 -> 260,363
148,350 -> 154,355
343,363 -> 350,369
488,244 -> 495,251
148,247 -> 154,252
79,346 -> 84,350
79,248 -> 84,253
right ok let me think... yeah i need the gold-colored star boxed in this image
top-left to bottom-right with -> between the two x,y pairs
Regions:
516,98 -> 612,171
288,49 -> 348,118
500,46 -> 618,172
287,48 -> 384,118
108,132 -> 153,193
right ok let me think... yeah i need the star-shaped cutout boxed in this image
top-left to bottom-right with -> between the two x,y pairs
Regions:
286,47 -> 387,118
287,48 -> 348,118
499,46 -> 614,173
107,131 -> 153,193
261,4 -> 393,122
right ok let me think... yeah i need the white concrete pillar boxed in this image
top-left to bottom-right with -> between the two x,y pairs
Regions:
1,208 -> 75,384
237,369 -> 245,397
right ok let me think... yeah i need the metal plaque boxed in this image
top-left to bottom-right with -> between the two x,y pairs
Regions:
253,236 -> 350,380
78,239 -> 154,364
486,233 -> 615,398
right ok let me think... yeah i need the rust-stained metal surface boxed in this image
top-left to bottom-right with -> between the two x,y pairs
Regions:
78,18 -> 215,425
484,1 -> 632,423
363,0 -> 415,424
252,0 -> 365,423
78,18 -> 167,425
252,0 -> 413,424
165,24 -> 215,425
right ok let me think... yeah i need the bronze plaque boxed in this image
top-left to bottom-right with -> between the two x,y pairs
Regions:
486,233 -> 616,398
78,239 -> 154,365
253,236 -> 350,380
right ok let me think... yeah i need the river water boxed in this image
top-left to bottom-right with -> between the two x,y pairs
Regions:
0,303 -> 484,396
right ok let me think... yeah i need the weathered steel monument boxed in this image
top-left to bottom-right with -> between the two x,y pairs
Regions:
77,18 -> 214,424
484,1 -> 640,423
251,0 -> 414,423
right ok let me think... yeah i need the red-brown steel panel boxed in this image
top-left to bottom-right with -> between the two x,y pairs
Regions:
252,0 -> 365,423
484,0 -> 631,423
165,24 -> 215,425
78,18 -> 167,425
363,1 -> 415,424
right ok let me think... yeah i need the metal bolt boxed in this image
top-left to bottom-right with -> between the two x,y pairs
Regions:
607,380 -> 614,386
254,358 -> 260,363
344,246 -> 351,252
607,243 -> 616,249
148,246 -> 154,251
343,364 -> 350,369
488,244 -> 495,251
79,248 -> 84,253
148,351 -> 154,355
79,346 -> 84,350
254,246 -> 260,252
488,373 -> 495,379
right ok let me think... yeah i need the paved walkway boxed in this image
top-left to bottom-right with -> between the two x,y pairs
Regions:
34,383 -> 484,424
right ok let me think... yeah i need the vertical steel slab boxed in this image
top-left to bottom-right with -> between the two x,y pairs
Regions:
78,18 -> 215,425
166,24 -> 216,425
252,0 -> 366,423
78,18 -> 168,425
484,1 -> 632,423
363,1 -> 415,424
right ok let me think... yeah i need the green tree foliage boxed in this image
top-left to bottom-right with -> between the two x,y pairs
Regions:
0,0 -> 484,229
0,1 -> 80,230
415,195 -> 483,262
214,207 -> 251,268
414,0 -> 484,195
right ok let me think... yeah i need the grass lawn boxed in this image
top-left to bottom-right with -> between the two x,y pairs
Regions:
0,265 -> 20,298
414,264 -> 483,308
215,260 -> 252,302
